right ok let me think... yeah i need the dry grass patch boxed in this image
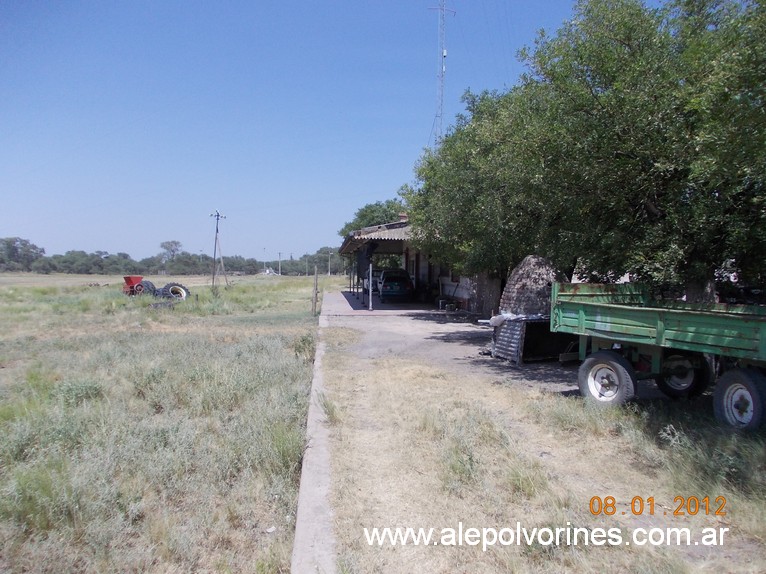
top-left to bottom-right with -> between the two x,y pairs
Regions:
326,354 -> 600,573
324,314 -> 766,573
323,326 -> 363,350
0,274 -> 341,573
524,388 -> 766,566
418,402 -> 551,500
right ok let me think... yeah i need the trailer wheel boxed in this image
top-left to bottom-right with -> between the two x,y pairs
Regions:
713,369 -> 766,430
656,353 -> 711,399
578,350 -> 636,406
162,282 -> 190,300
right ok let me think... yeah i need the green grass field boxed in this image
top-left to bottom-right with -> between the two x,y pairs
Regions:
0,273 -> 341,573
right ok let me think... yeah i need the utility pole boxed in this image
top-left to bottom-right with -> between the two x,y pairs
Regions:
210,210 -> 229,288
278,252 -> 282,276
328,251 -> 333,276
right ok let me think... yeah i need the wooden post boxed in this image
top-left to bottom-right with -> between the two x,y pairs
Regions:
312,265 -> 318,316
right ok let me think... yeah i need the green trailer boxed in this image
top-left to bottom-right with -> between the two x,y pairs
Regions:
550,282 -> 766,429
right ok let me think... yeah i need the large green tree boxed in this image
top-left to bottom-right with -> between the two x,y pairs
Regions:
338,199 -> 405,238
402,90 -> 546,275
403,0 -> 766,299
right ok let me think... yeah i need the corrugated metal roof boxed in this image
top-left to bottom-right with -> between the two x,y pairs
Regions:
357,224 -> 411,241
339,221 -> 411,254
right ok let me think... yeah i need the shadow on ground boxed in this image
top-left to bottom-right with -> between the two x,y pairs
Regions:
335,290 -> 721,427
337,291 -> 480,319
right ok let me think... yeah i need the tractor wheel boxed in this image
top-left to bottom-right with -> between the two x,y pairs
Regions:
136,280 -> 156,296
162,283 -> 190,300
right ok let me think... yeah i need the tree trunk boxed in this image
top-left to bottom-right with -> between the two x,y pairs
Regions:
684,279 -> 717,303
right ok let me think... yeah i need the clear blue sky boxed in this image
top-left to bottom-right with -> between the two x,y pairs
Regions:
2,0 -> 580,262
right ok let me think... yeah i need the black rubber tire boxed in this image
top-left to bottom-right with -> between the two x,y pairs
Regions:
578,350 -> 636,407
136,279 -> 156,296
713,368 -> 766,430
162,282 -> 190,300
656,352 -> 712,399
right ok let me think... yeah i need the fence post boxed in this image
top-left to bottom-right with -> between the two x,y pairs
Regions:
312,265 -> 318,316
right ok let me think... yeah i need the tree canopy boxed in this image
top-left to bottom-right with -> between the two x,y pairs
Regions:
0,237 -> 45,271
402,0 -> 766,297
338,199 -> 406,238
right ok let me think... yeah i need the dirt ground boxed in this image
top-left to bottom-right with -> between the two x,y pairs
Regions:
318,291 -> 765,574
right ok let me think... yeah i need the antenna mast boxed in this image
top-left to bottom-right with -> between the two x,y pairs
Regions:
210,210 -> 229,288
432,0 -> 454,148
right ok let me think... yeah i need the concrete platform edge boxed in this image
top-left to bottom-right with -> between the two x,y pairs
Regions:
290,311 -> 337,574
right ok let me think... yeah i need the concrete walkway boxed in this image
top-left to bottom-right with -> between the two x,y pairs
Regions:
319,289 -> 448,316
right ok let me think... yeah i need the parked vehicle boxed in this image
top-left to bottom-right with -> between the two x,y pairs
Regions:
550,282 -> 766,429
377,269 -> 414,303
362,268 -> 383,294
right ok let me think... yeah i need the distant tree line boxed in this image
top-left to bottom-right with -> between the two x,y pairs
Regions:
0,237 -> 343,276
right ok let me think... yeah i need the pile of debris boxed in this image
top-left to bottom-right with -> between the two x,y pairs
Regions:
498,255 -> 565,316
122,276 -> 191,300
490,256 -> 575,364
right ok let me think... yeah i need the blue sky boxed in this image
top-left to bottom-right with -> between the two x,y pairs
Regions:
2,0 -> 581,262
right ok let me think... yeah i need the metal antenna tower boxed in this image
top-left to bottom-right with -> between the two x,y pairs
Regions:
210,210 -> 229,288
432,0 -> 454,148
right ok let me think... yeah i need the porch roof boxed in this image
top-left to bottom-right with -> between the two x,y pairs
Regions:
338,220 -> 411,256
